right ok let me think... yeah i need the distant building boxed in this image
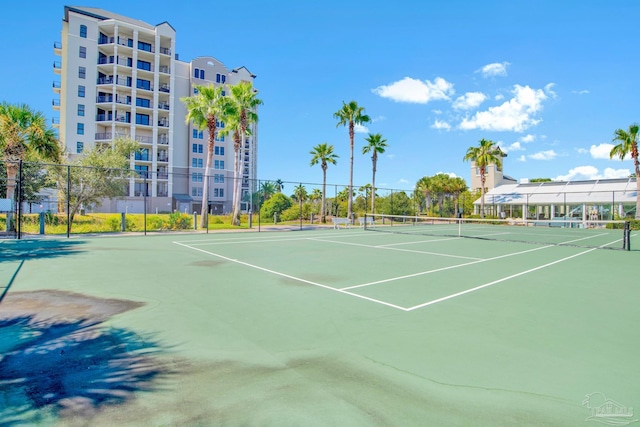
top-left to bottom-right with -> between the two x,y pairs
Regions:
469,147 -> 516,192
53,6 -> 258,214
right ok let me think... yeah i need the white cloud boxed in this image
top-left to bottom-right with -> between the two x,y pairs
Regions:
398,178 -> 409,184
432,109 -> 442,115
476,62 -> 510,78
452,92 -> 487,110
589,143 -> 614,159
520,134 -> 535,143
555,166 -> 631,181
495,94 -> 504,101
572,89 -> 589,95
435,171 -> 458,178
386,154 -> 396,159
517,155 -> 526,162
431,119 -> 451,131
459,85 -> 547,132
528,150 -> 557,160
576,148 -> 588,154
371,115 -> 386,123
354,123 -> 369,133
544,83 -> 557,99
499,141 -> 524,153
372,77 -> 454,104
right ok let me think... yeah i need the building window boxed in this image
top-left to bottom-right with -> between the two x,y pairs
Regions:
138,41 -> 152,52
198,144 -> 203,153
191,187 -> 203,197
216,120 -> 225,128
192,158 -> 203,168
214,146 -> 225,156
79,46 -> 86,58
76,142 -> 84,153
215,134 -> 224,142
78,66 -> 86,79
191,173 -> 203,182
221,90 -> 226,97
193,87 -> 198,94
77,123 -> 84,135
137,60 -> 151,71
198,131 -> 203,139
80,25 -> 87,38
192,144 -> 204,153
136,97 -> 151,108
216,73 -> 226,83
77,104 -> 85,116
214,160 -> 225,170
136,79 -> 151,91
199,69 -> 205,79
192,129 -> 198,139
194,68 -> 199,78
135,114 -> 150,125
214,174 -> 224,183
78,85 -> 85,97
214,188 -> 224,197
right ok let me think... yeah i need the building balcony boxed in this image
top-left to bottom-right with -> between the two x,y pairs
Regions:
97,76 -> 113,85
157,191 -> 168,197
159,65 -> 170,74
158,84 -> 170,93
158,136 -> 169,145
96,95 -> 113,103
159,46 -> 171,56
98,36 -> 115,45
52,99 -> 60,110
95,132 -> 113,140
53,61 -> 61,74
52,117 -> 60,128
53,41 -> 61,55
53,81 -> 61,93
157,154 -> 169,162
157,172 -> 168,180
134,153 -> 151,162
158,119 -> 170,127
158,102 -> 170,110
135,135 -> 153,144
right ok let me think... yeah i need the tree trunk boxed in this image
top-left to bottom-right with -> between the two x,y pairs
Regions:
480,172 -> 486,218
231,145 -> 241,226
371,157 -> 377,214
321,166 -> 327,223
5,162 -> 18,201
202,121 -> 216,228
348,122 -> 354,222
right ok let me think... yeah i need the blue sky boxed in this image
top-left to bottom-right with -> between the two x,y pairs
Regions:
1,1 -> 638,192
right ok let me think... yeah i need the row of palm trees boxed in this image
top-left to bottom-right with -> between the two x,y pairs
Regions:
308,101 -> 389,223
181,81 -> 262,227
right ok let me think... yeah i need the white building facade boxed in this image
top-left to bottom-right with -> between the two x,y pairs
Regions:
53,6 -> 258,214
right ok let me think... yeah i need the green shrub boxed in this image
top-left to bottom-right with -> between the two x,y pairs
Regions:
168,212 -> 191,229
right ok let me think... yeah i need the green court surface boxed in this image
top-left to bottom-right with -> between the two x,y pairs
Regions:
1,228 -> 638,426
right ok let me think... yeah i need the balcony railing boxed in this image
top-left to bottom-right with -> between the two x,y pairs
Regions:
52,99 -> 60,107
157,191 -> 168,197
97,76 -> 113,85
115,96 -> 131,105
158,119 -> 170,127
135,135 -> 153,144
159,65 -> 170,74
115,116 -> 130,123
158,102 -> 170,110
118,37 -> 133,48
116,77 -> 131,87
53,81 -> 61,89
98,36 -> 115,45
53,61 -> 62,69
157,172 -> 168,179
52,117 -> 60,125
53,41 -> 62,49
158,84 -> 170,93
159,47 -> 171,56
97,95 -> 113,103
95,132 -> 113,140
158,136 -> 169,145
157,154 -> 169,162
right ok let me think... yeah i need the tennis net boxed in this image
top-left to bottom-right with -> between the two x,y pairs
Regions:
363,214 -> 632,250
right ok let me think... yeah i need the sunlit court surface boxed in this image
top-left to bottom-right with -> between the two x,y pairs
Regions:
1,227 -> 638,426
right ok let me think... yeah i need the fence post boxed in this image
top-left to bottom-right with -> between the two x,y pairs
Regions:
39,212 -> 45,235
121,212 -> 126,232
193,212 -> 197,230
17,160 -> 23,239
66,165 -> 71,238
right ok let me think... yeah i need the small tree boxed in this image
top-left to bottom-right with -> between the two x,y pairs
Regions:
59,137 -> 139,230
610,123 -> 640,219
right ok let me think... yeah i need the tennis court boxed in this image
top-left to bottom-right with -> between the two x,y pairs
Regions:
1,226 -> 638,426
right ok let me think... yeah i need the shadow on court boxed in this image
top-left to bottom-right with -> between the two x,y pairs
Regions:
0,291 -> 174,426
0,239 -> 87,264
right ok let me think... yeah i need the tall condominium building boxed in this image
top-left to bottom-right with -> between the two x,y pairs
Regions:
53,6 -> 258,214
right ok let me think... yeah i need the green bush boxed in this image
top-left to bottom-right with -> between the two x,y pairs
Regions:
260,193 -> 292,222
168,212 -> 191,229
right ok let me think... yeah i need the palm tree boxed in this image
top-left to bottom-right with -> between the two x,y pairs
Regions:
610,123 -> 640,219
334,101 -> 371,222
309,188 -> 322,215
310,142 -> 339,223
362,133 -> 388,214
260,181 -> 277,201
275,179 -> 284,193
181,84 -> 226,227
292,184 -> 307,202
414,176 -> 433,214
449,176 -> 468,217
0,102 -> 61,201
225,81 -> 263,226
463,138 -> 503,218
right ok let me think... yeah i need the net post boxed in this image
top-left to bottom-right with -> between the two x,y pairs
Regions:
623,221 -> 631,251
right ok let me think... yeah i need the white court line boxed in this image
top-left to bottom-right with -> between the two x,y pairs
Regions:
340,244 -> 554,290
309,237 -> 482,261
175,231 -> 367,246
405,248 -> 596,311
172,241 -> 409,311
376,236 -> 462,247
